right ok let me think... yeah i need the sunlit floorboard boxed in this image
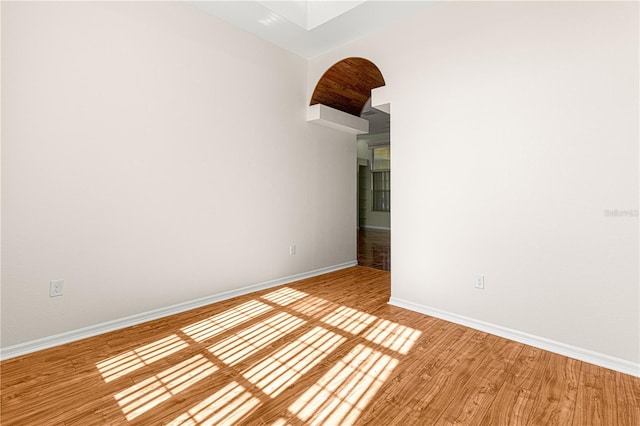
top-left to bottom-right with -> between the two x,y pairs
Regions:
1,266 -> 639,425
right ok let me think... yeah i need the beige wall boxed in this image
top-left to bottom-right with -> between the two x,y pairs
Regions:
3,1 -> 638,369
1,1 -> 356,347
310,1 -> 639,365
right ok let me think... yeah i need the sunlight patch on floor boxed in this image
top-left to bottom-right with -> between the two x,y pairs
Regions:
289,294 -> 338,318
243,326 -> 346,397
168,381 -> 261,426
114,354 -> 218,420
363,319 -> 422,355
261,287 -> 309,306
288,343 -> 399,425
96,334 -> 188,382
320,306 -> 377,334
98,278 -> 421,425
181,300 -> 273,343
207,312 -> 306,365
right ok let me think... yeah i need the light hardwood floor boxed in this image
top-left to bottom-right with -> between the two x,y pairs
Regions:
2,266 -> 638,425
357,228 -> 390,271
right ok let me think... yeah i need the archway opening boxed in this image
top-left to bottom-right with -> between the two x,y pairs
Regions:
311,57 -> 390,271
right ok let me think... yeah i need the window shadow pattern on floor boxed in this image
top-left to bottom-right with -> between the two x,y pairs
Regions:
96,285 -> 420,425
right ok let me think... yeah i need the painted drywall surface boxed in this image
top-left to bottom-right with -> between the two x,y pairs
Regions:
357,137 -> 390,229
1,1 -> 356,347
309,1 -> 639,363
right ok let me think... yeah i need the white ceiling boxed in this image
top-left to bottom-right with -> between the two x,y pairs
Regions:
256,0 -> 367,31
189,1 -> 431,59
189,0 -> 415,135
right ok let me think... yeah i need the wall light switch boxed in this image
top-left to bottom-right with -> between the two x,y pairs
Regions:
475,275 -> 485,289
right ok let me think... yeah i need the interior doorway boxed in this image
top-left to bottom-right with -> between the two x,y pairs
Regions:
308,57 -> 389,271
356,100 -> 390,271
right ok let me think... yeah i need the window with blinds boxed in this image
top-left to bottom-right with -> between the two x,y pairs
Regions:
371,146 -> 390,171
371,146 -> 390,212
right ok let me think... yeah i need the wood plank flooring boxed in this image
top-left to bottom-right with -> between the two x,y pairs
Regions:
357,228 -> 390,271
2,266 -> 638,425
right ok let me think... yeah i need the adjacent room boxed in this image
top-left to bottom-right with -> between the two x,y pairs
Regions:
2,1 -> 638,424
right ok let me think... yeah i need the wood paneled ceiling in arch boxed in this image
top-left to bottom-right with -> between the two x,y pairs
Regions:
310,57 -> 385,117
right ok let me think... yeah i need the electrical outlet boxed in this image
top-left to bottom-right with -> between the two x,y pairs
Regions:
474,275 -> 484,289
50,279 -> 64,297
289,244 -> 297,256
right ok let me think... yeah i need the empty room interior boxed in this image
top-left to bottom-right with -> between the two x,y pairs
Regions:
1,1 -> 639,425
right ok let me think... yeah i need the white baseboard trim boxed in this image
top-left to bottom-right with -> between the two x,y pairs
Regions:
0,261 -> 357,361
389,297 -> 640,378
359,225 -> 390,230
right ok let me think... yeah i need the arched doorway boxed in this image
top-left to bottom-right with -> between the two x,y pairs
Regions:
310,57 -> 391,271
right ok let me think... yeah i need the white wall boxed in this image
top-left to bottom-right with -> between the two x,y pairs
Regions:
310,1 -> 639,365
1,1 -> 356,348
